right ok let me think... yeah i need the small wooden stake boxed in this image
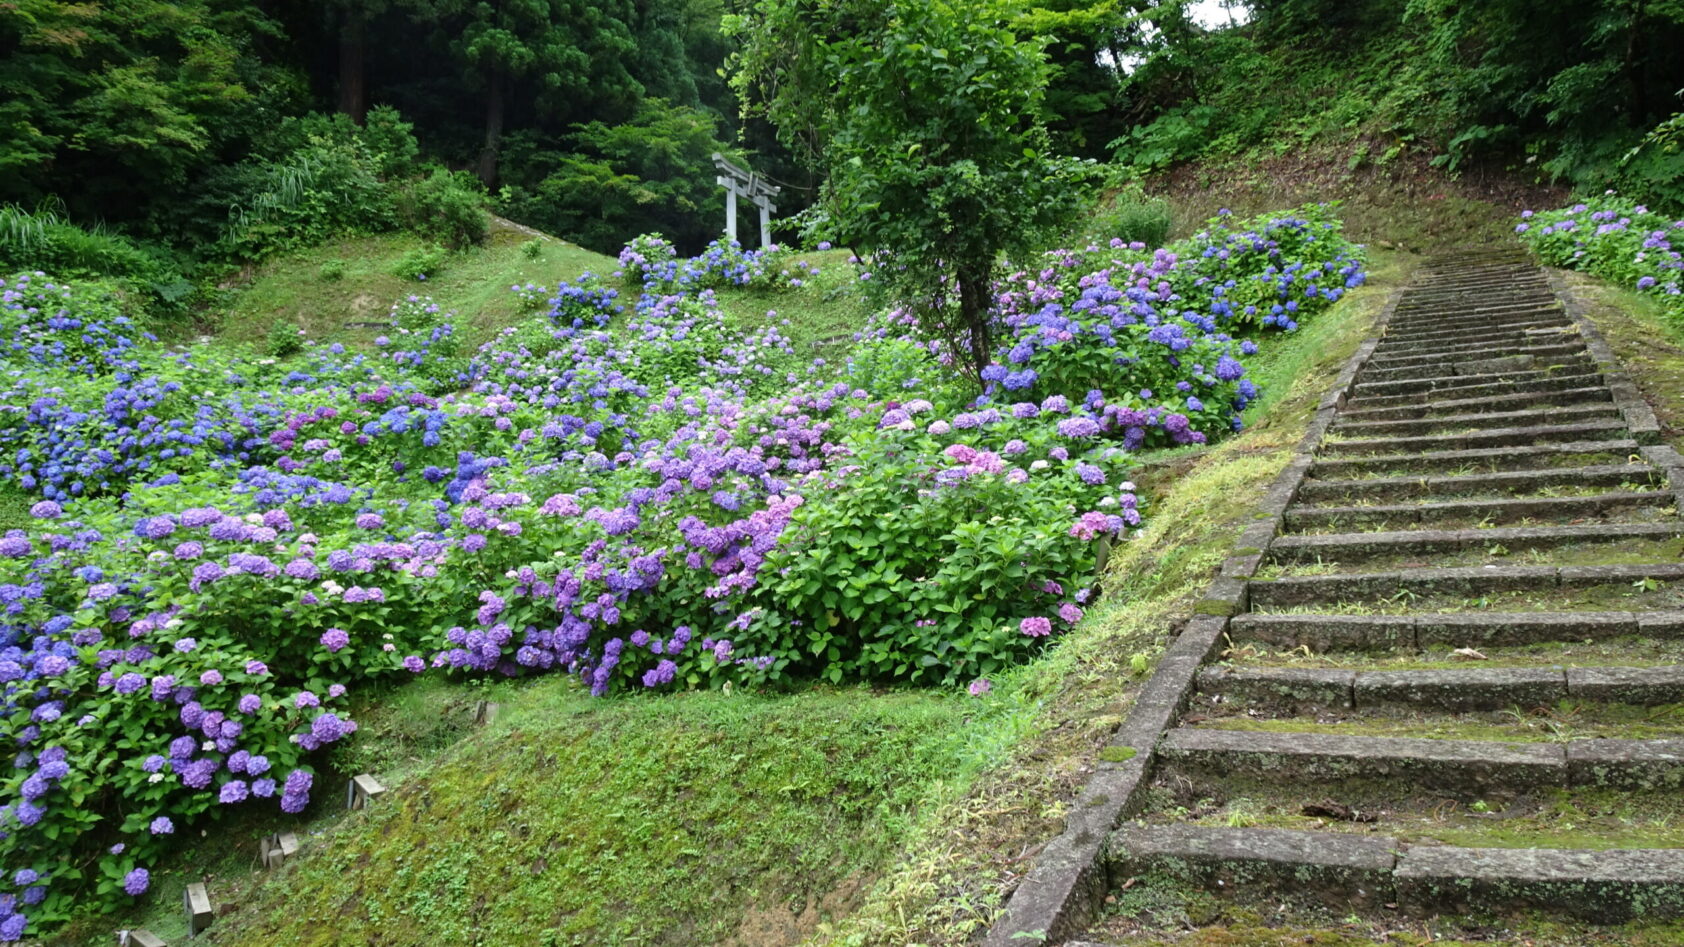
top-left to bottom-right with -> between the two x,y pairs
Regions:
260,831 -> 300,869
118,930 -> 167,947
183,882 -> 213,936
347,773 -> 386,810
474,701 -> 501,725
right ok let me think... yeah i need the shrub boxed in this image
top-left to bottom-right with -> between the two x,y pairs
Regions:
1088,188 -> 1173,248
390,244 -> 448,281
1516,196 -> 1684,322
266,322 -> 305,358
520,238 -> 544,259
319,259 -> 345,282
397,168 -> 488,249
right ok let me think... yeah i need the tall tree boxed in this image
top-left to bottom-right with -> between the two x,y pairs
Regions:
729,0 -> 1090,381
435,0 -> 641,186
0,0 -> 276,215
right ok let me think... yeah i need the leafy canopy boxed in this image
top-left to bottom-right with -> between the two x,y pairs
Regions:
728,0 -> 1092,380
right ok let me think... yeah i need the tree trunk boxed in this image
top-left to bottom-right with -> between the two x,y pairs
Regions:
477,71 -> 505,187
957,262 -> 993,383
338,15 -> 368,125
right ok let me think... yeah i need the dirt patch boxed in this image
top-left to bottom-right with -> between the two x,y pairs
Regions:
728,873 -> 873,947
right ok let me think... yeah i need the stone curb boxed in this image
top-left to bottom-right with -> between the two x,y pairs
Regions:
978,258 -> 1408,947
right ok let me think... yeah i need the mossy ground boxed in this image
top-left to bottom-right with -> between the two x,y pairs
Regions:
201,218 -> 615,349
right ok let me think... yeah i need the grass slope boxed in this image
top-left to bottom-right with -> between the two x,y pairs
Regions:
206,218 -> 615,349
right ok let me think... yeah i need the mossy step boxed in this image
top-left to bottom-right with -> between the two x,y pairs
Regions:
1158,728 -> 1568,793
1367,337 -> 1581,367
1352,367 -> 1601,399
1105,825 -> 1684,922
1282,490 -> 1671,532
1344,372 -> 1607,410
1330,402 -> 1617,437
1104,825 -> 1397,909
1245,563 -> 1684,608
1382,318 -> 1571,346
1265,522 -> 1683,565
1318,419 -> 1630,456
1359,356 -> 1597,388
1337,387 -> 1613,424
1228,610 -> 1656,652
1396,845 -> 1684,922
1199,665 -> 1684,713
1296,463 -> 1658,504
1161,728 -> 1684,793
1235,636 -> 1684,672
1308,441 -> 1639,478
1374,323 -> 1576,352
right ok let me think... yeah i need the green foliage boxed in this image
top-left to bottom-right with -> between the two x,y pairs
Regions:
217,135 -> 399,262
0,0 -> 282,216
390,244 -> 449,281
0,204 -> 191,315
728,0 -> 1094,380
265,321 -> 305,358
1086,185 -> 1173,247
497,99 -> 728,253
318,258 -> 346,282
520,238 -> 544,259
751,430 -> 1125,685
397,168 -> 489,249
1516,197 -> 1684,324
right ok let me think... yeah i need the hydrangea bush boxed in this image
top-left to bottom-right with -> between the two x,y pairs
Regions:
1515,195 -> 1684,322
0,204 -> 1362,938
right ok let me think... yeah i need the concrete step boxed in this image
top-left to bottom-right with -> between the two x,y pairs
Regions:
1158,727 -> 1569,793
1337,386 -> 1612,423
1367,340 -> 1585,370
1196,664 -> 1684,712
1318,419 -> 1631,456
1308,441 -> 1641,479
1352,365 -> 1597,399
1357,353 -> 1594,384
1267,521 -> 1683,567
1104,825 -> 1684,923
1330,403 -> 1618,437
1283,490 -> 1671,532
1245,562 -> 1684,608
1344,372 -> 1608,410
1296,462 -> 1661,504
1227,610 -> 1656,651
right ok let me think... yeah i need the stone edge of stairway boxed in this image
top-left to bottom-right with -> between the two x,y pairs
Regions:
978,265 -> 1412,947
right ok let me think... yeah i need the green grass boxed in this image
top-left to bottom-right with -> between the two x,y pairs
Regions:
82,685 -> 1007,947
207,218 -> 616,349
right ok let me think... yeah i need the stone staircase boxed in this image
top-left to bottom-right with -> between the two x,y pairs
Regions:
988,253 -> 1684,945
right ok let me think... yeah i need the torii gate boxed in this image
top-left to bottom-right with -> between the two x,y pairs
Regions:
712,153 -> 780,249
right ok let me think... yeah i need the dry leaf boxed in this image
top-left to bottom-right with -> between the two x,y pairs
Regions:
1451,647 -> 1488,660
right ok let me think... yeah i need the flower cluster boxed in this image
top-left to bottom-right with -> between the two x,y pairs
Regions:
0,202 -> 1366,938
1516,195 -> 1684,322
